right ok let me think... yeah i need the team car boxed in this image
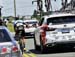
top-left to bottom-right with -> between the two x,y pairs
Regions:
23,19 -> 39,38
0,26 -> 22,57
34,13 -> 75,53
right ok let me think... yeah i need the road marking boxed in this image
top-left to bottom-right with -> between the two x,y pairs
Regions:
23,52 -> 36,57
23,54 -> 29,57
23,53 -> 30,57
16,41 -> 36,57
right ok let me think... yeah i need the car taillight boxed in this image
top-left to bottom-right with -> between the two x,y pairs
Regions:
1,47 -> 7,54
40,25 -> 56,45
41,25 -> 56,31
41,25 -> 48,30
12,46 -> 18,52
40,29 -> 47,45
40,25 -> 48,45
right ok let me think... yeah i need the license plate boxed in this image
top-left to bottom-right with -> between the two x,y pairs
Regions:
61,28 -> 70,33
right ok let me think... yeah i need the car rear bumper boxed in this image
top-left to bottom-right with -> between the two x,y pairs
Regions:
0,51 -> 22,57
25,32 -> 35,38
45,40 -> 75,47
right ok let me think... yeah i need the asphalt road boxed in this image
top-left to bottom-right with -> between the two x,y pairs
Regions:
25,38 -> 75,57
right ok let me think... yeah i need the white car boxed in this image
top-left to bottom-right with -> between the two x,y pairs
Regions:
23,19 -> 39,38
0,26 -> 22,57
34,13 -> 75,53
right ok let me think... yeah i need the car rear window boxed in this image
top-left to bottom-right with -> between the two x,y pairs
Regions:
47,16 -> 75,25
0,29 -> 11,42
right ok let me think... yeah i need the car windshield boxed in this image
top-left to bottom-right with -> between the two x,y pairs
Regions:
47,16 -> 75,25
0,29 -> 11,42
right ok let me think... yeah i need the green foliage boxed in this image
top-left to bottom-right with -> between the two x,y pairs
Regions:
31,10 -> 43,20
32,10 -> 52,20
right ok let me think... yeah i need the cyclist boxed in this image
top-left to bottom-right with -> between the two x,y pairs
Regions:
16,23 -> 26,54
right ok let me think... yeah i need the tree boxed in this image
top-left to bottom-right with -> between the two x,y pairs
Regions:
45,0 -> 52,12
37,0 -> 43,11
61,0 -> 67,10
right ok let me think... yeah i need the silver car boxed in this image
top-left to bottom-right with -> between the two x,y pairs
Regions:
0,26 -> 22,57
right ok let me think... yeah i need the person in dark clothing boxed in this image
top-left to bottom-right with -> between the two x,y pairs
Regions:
19,30 -> 26,54
16,24 -> 26,54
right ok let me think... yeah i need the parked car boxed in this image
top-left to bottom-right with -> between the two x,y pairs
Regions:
34,13 -> 75,53
23,19 -> 39,38
0,26 -> 22,57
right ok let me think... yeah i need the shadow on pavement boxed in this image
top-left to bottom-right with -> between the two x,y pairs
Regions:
29,47 -> 75,54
